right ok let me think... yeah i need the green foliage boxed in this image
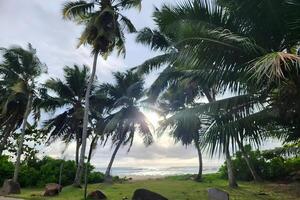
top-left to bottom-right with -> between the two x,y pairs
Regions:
0,156 -> 105,187
88,171 -> 104,184
219,147 -> 300,181
0,155 -> 14,185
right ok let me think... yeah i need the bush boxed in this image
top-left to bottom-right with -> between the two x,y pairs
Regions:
0,156 -> 14,185
219,146 -> 300,181
37,157 -> 77,187
88,171 -> 105,183
0,156 -> 105,187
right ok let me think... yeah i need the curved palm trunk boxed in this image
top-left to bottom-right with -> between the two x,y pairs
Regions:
236,138 -> 262,182
73,52 -> 99,187
225,146 -> 238,188
195,142 -> 203,181
13,92 -> 33,183
105,140 -> 122,178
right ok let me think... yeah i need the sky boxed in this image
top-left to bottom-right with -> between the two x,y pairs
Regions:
0,0 -> 281,170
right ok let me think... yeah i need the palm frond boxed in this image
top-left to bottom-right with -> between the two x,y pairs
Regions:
117,0 -> 142,10
132,53 -> 176,75
136,28 -> 171,51
248,52 -> 300,86
119,14 -> 137,33
62,1 -> 95,21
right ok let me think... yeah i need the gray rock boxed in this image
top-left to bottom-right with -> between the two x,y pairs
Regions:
208,188 -> 229,200
43,183 -> 62,196
1,179 -> 21,195
132,189 -> 168,200
87,190 -> 107,200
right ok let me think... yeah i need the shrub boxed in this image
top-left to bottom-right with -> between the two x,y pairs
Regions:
0,156 -> 14,185
0,156 -> 106,187
219,146 -> 300,181
88,171 -> 105,183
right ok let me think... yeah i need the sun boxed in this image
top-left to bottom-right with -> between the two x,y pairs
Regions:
143,110 -> 162,129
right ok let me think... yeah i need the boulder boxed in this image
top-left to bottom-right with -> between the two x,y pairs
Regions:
132,189 -> 168,200
43,183 -> 62,196
208,188 -> 229,200
1,179 -> 21,195
87,190 -> 107,200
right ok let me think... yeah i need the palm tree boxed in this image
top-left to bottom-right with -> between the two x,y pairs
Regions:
159,0 -> 300,182
0,44 -> 46,190
100,71 -> 153,179
0,86 -> 25,156
40,65 -> 93,165
134,2 -> 239,186
62,0 -> 142,186
158,84 -> 211,181
135,0 -> 300,186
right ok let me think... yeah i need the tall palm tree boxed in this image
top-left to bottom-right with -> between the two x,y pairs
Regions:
134,2 -> 239,186
158,83 -> 211,181
62,0 -> 142,186
0,44 -> 46,190
100,71 -> 153,179
40,65 -> 93,165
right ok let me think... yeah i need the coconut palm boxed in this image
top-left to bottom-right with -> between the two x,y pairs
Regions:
40,65 -> 94,165
100,71 -> 153,179
62,0 -> 142,186
134,3 -> 239,186
0,44 -> 46,189
157,83 -> 212,181
0,85 -> 26,156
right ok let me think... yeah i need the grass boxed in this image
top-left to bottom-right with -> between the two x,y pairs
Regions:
8,174 -> 300,200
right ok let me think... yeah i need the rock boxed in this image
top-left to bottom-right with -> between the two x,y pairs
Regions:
43,183 -> 62,196
132,189 -> 168,200
87,190 -> 107,200
208,188 -> 229,200
1,179 -> 21,195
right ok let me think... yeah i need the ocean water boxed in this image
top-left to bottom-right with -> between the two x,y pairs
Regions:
96,166 -> 220,177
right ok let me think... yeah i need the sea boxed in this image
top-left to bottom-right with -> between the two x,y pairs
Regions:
96,166 -> 220,177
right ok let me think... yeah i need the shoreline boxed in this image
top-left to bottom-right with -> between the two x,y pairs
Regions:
125,175 -> 167,181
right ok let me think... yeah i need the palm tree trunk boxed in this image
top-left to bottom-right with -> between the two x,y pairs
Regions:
13,92 -> 33,183
75,138 -> 80,166
195,142 -> 203,181
105,140 -> 122,178
59,162 -> 64,186
83,135 -> 98,200
73,52 -> 98,187
236,138 -> 262,182
225,146 -> 238,188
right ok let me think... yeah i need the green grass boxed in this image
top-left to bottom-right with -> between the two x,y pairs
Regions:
9,174 -> 300,200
